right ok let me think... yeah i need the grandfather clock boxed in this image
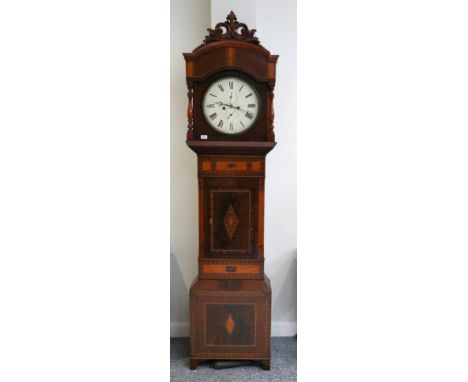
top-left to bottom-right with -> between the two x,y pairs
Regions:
183,11 -> 278,370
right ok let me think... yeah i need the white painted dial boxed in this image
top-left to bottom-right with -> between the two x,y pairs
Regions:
202,77 -> 260,135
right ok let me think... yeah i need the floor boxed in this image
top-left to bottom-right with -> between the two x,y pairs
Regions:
170,337 -> 297,382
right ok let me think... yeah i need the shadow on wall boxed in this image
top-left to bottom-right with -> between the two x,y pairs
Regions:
272,250 -> 297,333
170,253 -> 189,331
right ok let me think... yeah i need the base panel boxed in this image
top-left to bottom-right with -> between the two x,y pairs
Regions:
189,275 -> 271,368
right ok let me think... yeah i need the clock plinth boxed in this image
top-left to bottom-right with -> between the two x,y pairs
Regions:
183,11 -> 278,370
189,276 -> 271,369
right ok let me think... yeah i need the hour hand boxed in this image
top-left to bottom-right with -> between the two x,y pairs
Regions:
216,101 -> 234,108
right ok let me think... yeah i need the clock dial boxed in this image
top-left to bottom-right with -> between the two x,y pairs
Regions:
202,77 -> 260,135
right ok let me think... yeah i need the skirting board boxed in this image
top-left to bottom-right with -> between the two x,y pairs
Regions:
170,321 -> 297,337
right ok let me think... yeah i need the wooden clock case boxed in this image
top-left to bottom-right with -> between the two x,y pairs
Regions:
183,11 -> 278,370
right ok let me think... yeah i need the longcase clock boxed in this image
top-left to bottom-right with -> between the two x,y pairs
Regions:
183,11 -> 278,370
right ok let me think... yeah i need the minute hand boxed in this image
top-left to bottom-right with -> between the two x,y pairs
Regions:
216,102 -> 249,113
233,105 -> 249,113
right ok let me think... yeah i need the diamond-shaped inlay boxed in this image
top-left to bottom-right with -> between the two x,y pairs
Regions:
223,204 -> 239,239
225,314 -> 235,336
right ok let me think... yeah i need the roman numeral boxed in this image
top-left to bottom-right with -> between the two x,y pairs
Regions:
218,120 -> 224,128
209,93 -> 217,97
240,121 -> 245,128
245,112 -> 253,119
239,84 -> 244,92
206,104 -> 215,108
209,113 -> 217,120
245,93 -> 252,98
230,122 -> 233,131
217,83 -> 224,91
248,104 -> 256,108
229,81 -> 233,89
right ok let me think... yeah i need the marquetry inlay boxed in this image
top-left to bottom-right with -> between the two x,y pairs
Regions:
225,314 -> 235,335
201,160 -> 212,171
223,204 -> 239,239
226,47 -> 236,65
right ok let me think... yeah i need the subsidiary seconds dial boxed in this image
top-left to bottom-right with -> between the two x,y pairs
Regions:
202,77 -> 260,135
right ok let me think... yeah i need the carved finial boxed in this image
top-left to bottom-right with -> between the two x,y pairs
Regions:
199,11 -> 262,47
226,10 -> 237,22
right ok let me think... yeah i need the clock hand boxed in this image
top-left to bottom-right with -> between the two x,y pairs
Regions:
216,101 -> 234,108
216,101 -> 249,113
215,102 -> 251,118
232,105 -> 249,113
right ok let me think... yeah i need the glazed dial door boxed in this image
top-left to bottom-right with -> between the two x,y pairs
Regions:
202,77 -> 260,135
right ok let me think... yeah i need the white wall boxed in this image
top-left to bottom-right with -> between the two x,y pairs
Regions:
170,0 -> 297,337
257,0 -> 297,335
211,0 -> 257,28
170,0 -> 211,336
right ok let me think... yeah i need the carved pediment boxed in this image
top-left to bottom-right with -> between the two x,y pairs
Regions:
195,11 -> 266,51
